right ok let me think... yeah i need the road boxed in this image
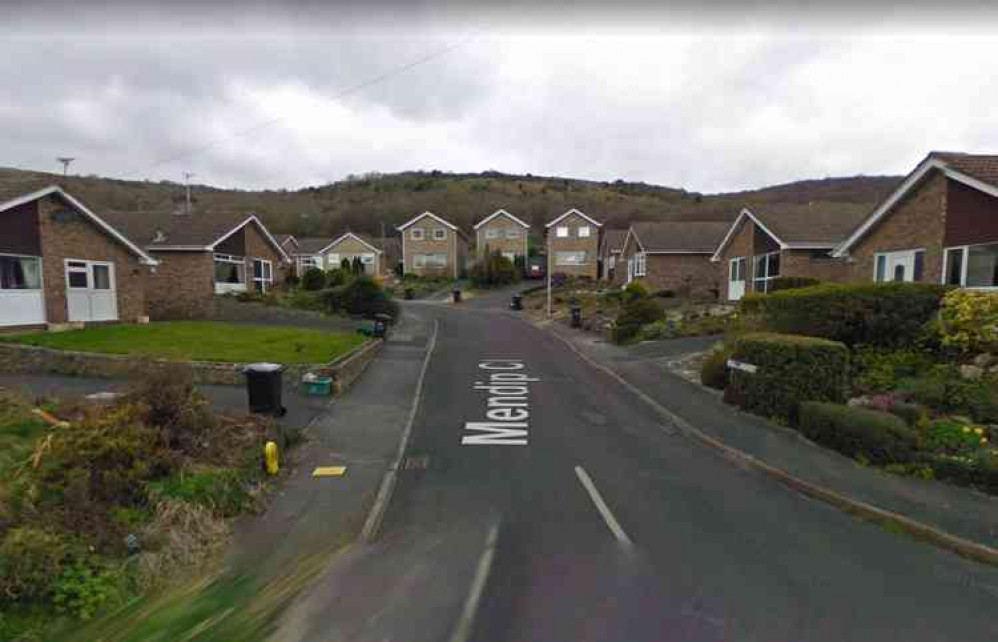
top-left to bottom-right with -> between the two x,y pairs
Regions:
281,291 -> 998,641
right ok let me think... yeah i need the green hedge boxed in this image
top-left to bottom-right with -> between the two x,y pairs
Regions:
929,453 -> 998,495
799,402 -> 918,465
723,333 -> 849,422
767,276 -> 820,293
739,282 -> 948,347
700,344 -> 734,390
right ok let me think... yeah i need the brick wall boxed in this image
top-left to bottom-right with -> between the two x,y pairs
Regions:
402,217 -> 460,278
848,171 -> 947,283
147,251 -> 215,320
782,250 -> 850,283
642,254 -> 719,298
37,195 -> 150,324
243,222 -> 287,288
476,216 -> 529,262
547,212 -> 599,278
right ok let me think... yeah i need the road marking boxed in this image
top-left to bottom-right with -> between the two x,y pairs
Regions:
312,466 -> 346,477
462,359 -> 538,446
574,465 -> 634,547
448,518 -> 501,642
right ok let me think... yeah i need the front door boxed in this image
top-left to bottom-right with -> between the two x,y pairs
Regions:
626,258 -> 634,284
66,260 -> 118,322
728,257 -> 746,301
887,252 -> 915,282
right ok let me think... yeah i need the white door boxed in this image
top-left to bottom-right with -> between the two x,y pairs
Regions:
626,258 -> 634,284
66,260 -> 118,322
728,257 -> 746,301
887,253 -> 915,282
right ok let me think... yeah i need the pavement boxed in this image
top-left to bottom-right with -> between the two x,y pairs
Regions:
272,289 -> 998,642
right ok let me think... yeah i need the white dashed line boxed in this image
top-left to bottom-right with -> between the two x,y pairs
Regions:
575,465 -> 634,548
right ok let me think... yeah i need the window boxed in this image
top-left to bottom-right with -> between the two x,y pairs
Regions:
327,253 -> 340,267
556,226 -> 569,238
873,249 -> 923,283
875,255 -> 887,282
945,247 -> 965,286
752,251 -> 781,293
433,229 -> 447,240
92,265 -> 111,290
0,255 -> 42,290
729,257 -> 745,282
214,254 -> 246,284
298,256 -> 320,272
578,226 -> 591,238
360,253 -> 375,265
555,251 -> 587,265
253,259 -> 273,292
415,253 -> 447,268
944,243 -> 998,288
634,252 -> 647,276
505,229 -> 521,239
410,228 -> 425,240
485,229 -> 499,240
67,261 -> 89,289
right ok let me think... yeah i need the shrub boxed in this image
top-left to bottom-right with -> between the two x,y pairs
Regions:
622,281 -> 650,303
326,268 -> 349,287
740,282 -> 948,347
921,419 -> 990,455
0,528 -> 74,602
851,347 -> 936,395
52,558 -> 121,620
148,468 -> 254,517
470,250 -> 518,288
126,364 -> 215,455
767,276 -> 820,293
300,267 -> 327,291
284,273 -> 300,289
898,365 -> 998,423
723,333 -> 849,423
654,289 -> 676,298
614,297 -> 664,343
887,401 -> 928,427
929,451 -> 998,495
320,277 -> 399,319
938,289 -> 998,354
701,344 -> 734,390
799,402 -> 918,465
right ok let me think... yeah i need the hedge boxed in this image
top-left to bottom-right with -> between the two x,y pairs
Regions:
798,402 -> 918,465
319,277 -> 399,319
613,297 -> 664,343
767,276 -> 820,293
723,332 -> 849,423
700,344 -> 734,390
739,282 -> 948,347
929,453 -> 998,495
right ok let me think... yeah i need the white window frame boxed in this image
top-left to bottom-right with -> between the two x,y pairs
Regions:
729,257 -> 746,283
751,250 -> 781,293
214,253 -> 247,293
873,248 -> 924,283
556,226 -> 569,238
0,253 -> 43,291
252,258 -> 273,292
415,253 -> 447,269
942,243 -> 998,290
505,228 -> 522,239
433,228 -> 447,240
327,253 -> 341,268
485,229 -> 500,240
555,250 -> 587,266
360,253 -> 375,265
411,228 -> 425,241
578,226 -> 591,238
634,252 -> 647,276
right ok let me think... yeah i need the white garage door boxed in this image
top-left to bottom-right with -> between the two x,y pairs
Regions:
0,254 -> 45,327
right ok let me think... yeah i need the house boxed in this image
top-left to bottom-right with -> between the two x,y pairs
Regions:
0,182 -> 157,329
317,232 -> 386,276
833,151 -> 998,288
711,205 -> 863,301
545,208 -> 602,279
618,221 -> 730,298
599,229 -> 628,281
288,237 -> 332,274
473,209 -> 530,266
277,234 -> 299,254
397,211 -> 468,278
105,209 -> 289,319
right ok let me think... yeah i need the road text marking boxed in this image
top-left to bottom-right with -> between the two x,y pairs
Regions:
462,359 -> 538,446
575,465 -> 634,547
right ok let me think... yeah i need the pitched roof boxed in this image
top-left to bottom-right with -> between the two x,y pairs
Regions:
629,221 -> 730,253
277,234 -> 298,247
397,211 -> 458,231
545,208 -> 602,228
319,232 -> 383,255
288,237 -> 334,254
601,229 -> 628,254
713,204 -> 869,260
473,209 -> 530,230
930,151 -> 998,188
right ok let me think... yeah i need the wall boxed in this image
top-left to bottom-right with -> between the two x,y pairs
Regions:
781,250 -> 850,283
717,217 -> 754,301
243,222 -> 288,288
476,216 -> 528,262
402,217 -> 458,277
322,235 -> 381,275
848,171 -> 947,283
38,195 -> 150,324
945,179 -> 998,248
547,212 -> 600,278
146,251 -> 215,320
641,254 -> 719,298
216,227 -> 246,255
0,201 -> 41,255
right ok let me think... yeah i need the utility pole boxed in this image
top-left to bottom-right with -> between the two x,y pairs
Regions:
546,235 -> 552,318
183,172 -> 195,215
56,157 -> 75,176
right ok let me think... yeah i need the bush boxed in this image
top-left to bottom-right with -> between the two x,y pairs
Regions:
126,364 -> 215,455
325,268 -> 349,287
851,347 -> 936,395
300,267 -> 327,291
938,289 -> 998,354
799,402 -> 919,465
723,333 -> 849,423
898,365 -> 998,423
470,250 -> 518,288
654,289 -> 676,298
0,528 -> 74,602
284,273 -> 300,289
887,401 -> 928,427
614,297 -> 664,343
929,451 -> 998,495
701,344 -> 734,390
739,282 -> 948,347
622,281 -> 650,303
767,276 -> 820,293
921,419 -> 990,455
52,558 -> 121,620
320,276 -> 399,319
148,468 -> 254,517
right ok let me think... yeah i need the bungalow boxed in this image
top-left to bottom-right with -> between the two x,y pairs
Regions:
473,209 -> 530,265
318,232 -> 386,276
617,221 -> 729,298
545,208 -> 602,279
105,209 -> 289,319
833,151 -> 998,288
398,211 -> 468,278
277,234 -> 299,255
599,229 -> 627,281
288,237 -> 332,274
0,182 -> 156,329
711,205 -> 862,301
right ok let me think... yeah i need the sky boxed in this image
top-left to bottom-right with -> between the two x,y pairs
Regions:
4,1 -> 998,193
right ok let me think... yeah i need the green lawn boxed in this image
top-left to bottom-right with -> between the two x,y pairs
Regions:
2,321 -> 367,364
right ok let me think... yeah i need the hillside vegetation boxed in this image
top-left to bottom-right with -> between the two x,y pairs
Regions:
0,167 -> 901,239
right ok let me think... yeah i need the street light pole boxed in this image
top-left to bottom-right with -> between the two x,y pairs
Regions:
546,238 -> 552,318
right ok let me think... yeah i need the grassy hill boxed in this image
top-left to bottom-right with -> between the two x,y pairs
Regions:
0,167 -> 901,239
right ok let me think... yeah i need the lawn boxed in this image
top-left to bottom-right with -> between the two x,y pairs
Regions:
2,321 -> 367,363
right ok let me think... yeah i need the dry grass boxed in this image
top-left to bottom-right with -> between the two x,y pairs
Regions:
135,499 -> 232,593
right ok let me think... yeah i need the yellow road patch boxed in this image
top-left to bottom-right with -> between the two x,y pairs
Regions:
312,466 -> 347,477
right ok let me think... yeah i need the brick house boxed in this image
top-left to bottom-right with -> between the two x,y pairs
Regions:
616,221 -> 728,298
0,183 -> 157,329
833,151 -> 998,288
473,209 -> 530,266
397,211 -> 468,278
277,234 -> 299,255
545,209 -> 602,279
711,205 -> 862,301
105,210 -> 289,319
599,229 -> 627,281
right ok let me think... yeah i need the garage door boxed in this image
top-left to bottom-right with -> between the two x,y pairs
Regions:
0,254 -> 45,327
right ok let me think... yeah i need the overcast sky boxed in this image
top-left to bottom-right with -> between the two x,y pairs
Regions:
4,2 -> 998,193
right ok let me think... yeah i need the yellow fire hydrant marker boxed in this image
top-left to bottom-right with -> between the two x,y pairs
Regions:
313,466 -> 347,477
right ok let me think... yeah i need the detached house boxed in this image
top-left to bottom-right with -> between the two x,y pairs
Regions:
599,229 -> 627,281
0,183 -> 156,329
833,151 -> 998,288
105,210 -> 289,319
545,209 -> 602,279
318,232 -> 386,276
473,209 -> 530,265
398,211 -> 468,278
618,221 -> 729,298
711,205 -> 862,301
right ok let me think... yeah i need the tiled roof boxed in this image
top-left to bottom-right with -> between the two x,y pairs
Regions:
602,229 -> 628,254
749,203 -> 870,245
290,237 -> 335,254
931,151 -> 998,188
102,209 -> 254,248
631,221 -> 730,253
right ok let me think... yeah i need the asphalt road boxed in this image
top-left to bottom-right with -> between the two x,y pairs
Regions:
286,294 -> 998,641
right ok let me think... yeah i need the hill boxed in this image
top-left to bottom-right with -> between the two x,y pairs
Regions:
0,167 -> 901,239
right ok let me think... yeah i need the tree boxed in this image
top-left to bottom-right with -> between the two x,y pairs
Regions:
300,267 -> 327,291
351,256 -> 364,275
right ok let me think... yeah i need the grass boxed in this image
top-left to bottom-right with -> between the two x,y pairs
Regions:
1,321 -> 367,364
0,391 -> 51,479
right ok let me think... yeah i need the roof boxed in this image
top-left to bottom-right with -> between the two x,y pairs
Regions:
319,232 -> 383,255
0,183 -> 157,265
102,209 -> 289,261
397,211 -> 458,231
290,237 -> 335,254
277,234 -> 298,247
545,208 -> 602,228
628,221 -> 730,254
712,204 -> 869,260
834,151 -> 998,257
473,209 -> 530,230
601,229 -> 628,254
